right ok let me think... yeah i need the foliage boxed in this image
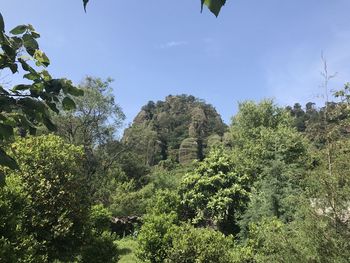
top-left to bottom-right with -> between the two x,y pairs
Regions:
110,181 -> 155,217
89,204 -> 113,234
117,237 -> 139,263
2,135 -> 89,261
0,176 -> 47,262
180,146 -> 250,234
54,76 -> 125,147
79,231 -> 119,263
166,224 -> 233,263
0,13 -> 83,171
123,95 -> 227,166
137,212 -> 177,263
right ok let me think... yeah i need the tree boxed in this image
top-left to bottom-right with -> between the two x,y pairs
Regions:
54,76 -> 125,148
3,135 -> 90,261
179,146 -> 250,234
0,13 -> 83,173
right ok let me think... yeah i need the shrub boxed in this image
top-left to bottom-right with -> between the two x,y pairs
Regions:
166,224 -> 234,263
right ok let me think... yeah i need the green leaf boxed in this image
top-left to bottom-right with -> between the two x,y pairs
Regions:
12,84 -> 32,91
23,72 -> 40,81
10,25 -> 27,35
0,13 -> 5,33
0,148 -> 19,170
83,0 -> 89,12
201,0 -> 226,17
67,86 -> 84,96
34,50 -> 50,67
23,34 -> 39,56
40,70 -> 52,81
31,31 -> 40,39
18,58 -> 36,73
62,96 -> 76,110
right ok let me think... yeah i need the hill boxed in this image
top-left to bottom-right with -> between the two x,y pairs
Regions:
123,94 -> 227,165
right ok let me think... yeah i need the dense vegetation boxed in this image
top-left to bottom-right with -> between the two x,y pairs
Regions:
1,6 -> 350,263
123,95 -> 227,165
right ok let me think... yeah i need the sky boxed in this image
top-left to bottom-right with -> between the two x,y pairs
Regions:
2,0 -> 350,126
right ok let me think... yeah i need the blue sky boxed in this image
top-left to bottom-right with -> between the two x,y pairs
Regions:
2,0 -> 350,126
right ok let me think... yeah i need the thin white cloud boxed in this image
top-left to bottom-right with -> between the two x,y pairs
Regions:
158,41 -> 188,49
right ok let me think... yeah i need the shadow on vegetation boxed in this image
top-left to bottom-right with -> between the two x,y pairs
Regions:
119,247 -> 132,256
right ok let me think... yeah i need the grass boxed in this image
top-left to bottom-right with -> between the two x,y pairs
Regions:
117,237 -> 139,263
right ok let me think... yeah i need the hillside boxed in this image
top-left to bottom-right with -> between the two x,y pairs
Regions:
123,94 -> 227,165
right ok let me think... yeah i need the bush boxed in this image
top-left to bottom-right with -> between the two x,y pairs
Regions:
137,213 -> 177,263
79,231 -> 119,263
4,135 -> 89,261
89,204 -> 112,234
166,224 -> 234,263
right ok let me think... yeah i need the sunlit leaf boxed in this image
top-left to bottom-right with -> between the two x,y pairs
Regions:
10,25 -> 27,35
34,50 -> 50,67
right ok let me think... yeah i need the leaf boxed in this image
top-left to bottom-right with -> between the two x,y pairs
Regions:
83,0 -> 89,12
18,58 -> 36,73
201,0 -> 226,17
23,34 -> 39,56
0,13 -> 5,33
10,25 -> 27,35
40,70 -> 52,81
34,50 -> 50,67
66,85 -> 84,96
31,31 -> 40,38
12,84 -> 32,91
23,72 -> 40,81
62,96 -> 76,110
0,148 -> 19,170
2,44 -> 16,58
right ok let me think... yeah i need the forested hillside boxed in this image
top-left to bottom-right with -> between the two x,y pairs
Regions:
123,95 -> 227,165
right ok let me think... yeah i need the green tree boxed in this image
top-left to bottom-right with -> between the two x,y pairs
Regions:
180,146 -> 250,234
0,13 -> 83,173
54,76 -> 125,148
2,135 -> 90,261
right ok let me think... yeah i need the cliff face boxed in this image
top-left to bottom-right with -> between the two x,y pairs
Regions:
123,95 -> 227,165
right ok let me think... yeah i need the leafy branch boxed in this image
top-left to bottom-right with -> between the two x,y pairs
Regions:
0,12 -> 84,174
